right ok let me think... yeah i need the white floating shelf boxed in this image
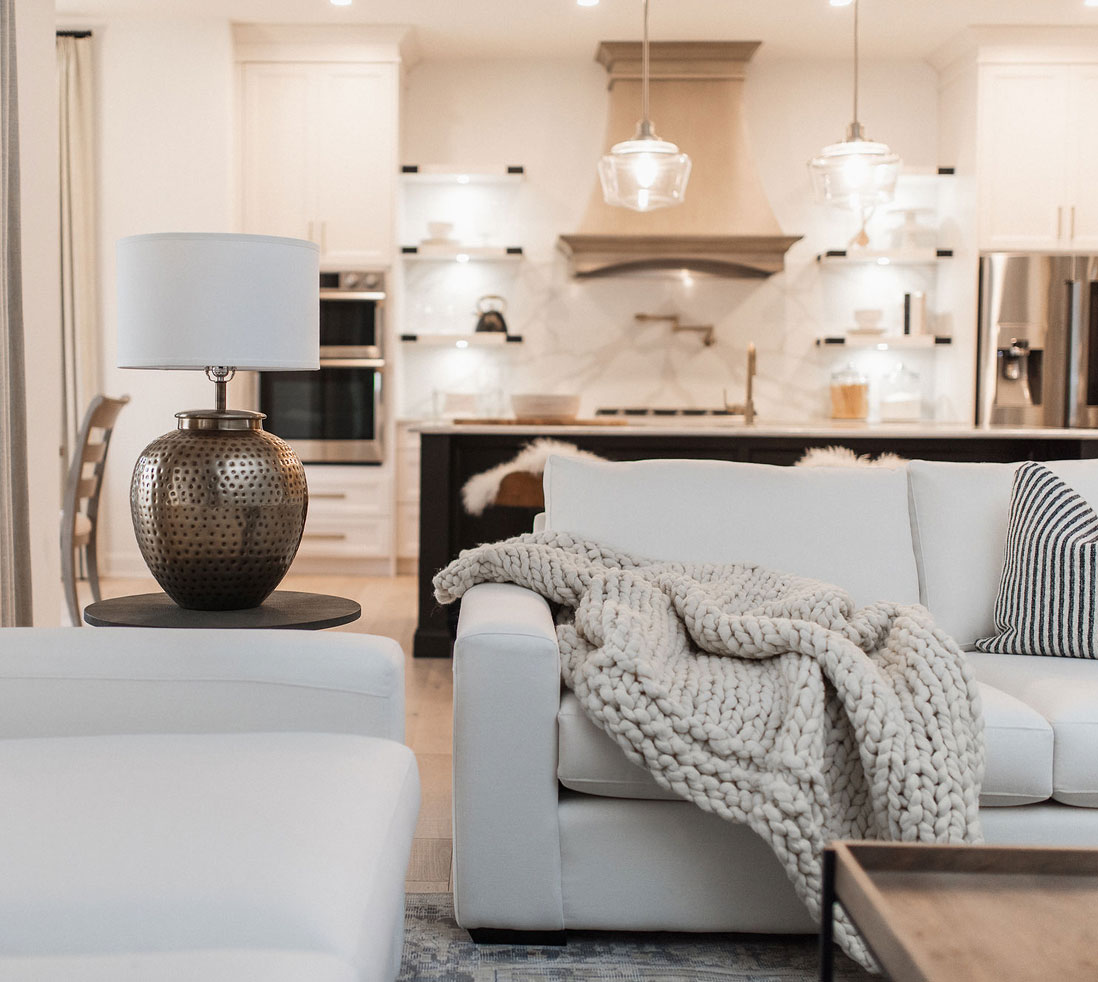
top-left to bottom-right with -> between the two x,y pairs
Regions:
815,335 -> 952,349
816,248 -> 953,266
400,164 -> 525,185
400,333 -> 523,347
401,245 -> 523,262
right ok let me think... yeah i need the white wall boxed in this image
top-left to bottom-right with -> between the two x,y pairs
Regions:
398,56 -> 955,423
17,0 -> 61,624
91,16 -> 235,576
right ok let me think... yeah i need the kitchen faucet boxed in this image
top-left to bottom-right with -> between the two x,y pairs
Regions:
723,342 -> 756,425
634,312 -> 716,347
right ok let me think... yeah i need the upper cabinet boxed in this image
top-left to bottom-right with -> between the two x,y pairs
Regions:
979,60 -> 1098,251
235,26 -> 405,268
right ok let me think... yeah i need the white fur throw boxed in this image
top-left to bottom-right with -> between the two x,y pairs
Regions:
461,439 -> 604,515
435,532 -> 985,968
797,445 -> 907,468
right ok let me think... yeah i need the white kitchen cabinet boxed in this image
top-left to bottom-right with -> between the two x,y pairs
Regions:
395,423 -> 420,565
239,61 -> 397,267
291,464 -> 394,573
979,63 -> 1098,251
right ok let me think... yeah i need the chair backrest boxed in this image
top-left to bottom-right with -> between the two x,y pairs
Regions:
62,394 -> 130,536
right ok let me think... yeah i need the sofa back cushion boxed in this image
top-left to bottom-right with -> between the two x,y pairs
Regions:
907,458 -> 1098,648
542,456 -> 919,608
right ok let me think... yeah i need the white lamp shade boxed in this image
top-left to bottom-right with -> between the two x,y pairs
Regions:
808,138 -> 901,212
117,232 -> 320,371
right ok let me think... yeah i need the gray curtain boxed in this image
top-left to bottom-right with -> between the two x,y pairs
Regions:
0,0 -> 33,625
57,33 -> 97,465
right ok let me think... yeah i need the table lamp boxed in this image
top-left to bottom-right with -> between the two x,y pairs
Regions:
117,232 -> 319,610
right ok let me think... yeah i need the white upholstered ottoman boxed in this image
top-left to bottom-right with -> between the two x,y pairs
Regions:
0,628 -> 419,981
0,731 -> 419,982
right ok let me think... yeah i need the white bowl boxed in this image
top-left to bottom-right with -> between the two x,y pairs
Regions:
511,393 -> 581,422
853,308 -> 883,328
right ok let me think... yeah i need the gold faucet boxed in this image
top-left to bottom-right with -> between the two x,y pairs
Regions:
723,343 -> 756,425
634,312 -> 716,347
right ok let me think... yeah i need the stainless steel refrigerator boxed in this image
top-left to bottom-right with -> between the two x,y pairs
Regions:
977,253 -> 1098,427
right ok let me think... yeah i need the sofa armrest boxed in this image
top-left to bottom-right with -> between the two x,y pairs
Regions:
452,582 -> 565,931
0,628 -> 405,742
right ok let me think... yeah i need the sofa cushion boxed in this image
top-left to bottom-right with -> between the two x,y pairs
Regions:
976,462 -> 1098,659
967,651 -> 1098,807
0,732 -> 419,977
558,683 -> 1052,808
907,458 -> 1098,648
543,456 -> 920,608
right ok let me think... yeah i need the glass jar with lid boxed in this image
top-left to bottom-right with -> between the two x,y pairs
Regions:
830,364 -> 869,420
879,363 -> 921,422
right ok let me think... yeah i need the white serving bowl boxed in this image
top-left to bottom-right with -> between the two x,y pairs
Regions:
511,393 -> 581,422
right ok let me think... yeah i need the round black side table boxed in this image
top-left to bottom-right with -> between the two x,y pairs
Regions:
84,591 -> 361,630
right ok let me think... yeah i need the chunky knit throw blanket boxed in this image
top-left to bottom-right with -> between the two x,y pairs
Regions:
434,532 -> 985,968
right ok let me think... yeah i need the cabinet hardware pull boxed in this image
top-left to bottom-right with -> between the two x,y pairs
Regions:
1071,206 -> 1077,240
1058,206 -> 1064,239
311,492 -> 347,499
303,532 -> 348,541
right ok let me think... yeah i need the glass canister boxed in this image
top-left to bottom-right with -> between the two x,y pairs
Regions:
830,365 -> 869,420
879,363 -> 922,422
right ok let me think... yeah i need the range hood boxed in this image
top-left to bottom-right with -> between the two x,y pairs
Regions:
558,41 -> 801,278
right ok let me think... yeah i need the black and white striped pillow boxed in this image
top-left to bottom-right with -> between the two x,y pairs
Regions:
976,461 -> 1098,658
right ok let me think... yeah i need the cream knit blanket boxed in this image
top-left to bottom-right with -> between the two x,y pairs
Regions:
434,531 -> 985,967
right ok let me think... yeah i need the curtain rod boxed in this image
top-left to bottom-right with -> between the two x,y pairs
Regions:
56,30 -> 92,38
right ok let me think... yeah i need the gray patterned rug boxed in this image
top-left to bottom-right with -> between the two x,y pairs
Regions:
397,894 -> 873,981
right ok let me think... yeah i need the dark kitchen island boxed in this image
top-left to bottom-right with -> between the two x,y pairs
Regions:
412,420 -> 1098,658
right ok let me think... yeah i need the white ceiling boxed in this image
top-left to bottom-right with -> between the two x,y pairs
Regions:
52,0 -> 1098,62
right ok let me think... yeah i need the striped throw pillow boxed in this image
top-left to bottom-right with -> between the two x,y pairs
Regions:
976,461 -> 1098,658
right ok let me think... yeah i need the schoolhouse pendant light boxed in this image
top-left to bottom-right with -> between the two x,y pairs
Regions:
598,0 -> 691,212
809,0 -> 900,211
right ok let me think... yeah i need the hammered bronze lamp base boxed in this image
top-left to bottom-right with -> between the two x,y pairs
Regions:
130,409 -> 307,611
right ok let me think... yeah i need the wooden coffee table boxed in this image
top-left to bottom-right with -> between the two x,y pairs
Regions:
821,841 -> 1098,982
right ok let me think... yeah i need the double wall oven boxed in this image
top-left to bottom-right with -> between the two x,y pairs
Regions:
259,270 -> 385,463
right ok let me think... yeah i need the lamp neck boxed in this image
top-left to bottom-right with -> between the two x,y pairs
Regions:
205,365 -> 236,413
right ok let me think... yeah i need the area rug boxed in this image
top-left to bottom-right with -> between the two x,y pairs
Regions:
397,894 -> 873,981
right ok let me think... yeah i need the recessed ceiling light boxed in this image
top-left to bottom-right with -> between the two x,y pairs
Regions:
330,0 -> 352,6
829,0 -> 854,6
577,0 -> 599,6
1087,0 -> 1098,7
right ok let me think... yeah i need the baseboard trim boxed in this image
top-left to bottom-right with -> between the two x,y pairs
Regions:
467,928 -> 567,946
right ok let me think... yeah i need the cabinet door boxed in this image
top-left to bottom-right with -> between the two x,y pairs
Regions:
1068,65 -> 1098,250
239,64 -> 316,242
314,64 -> 397,267
979,65 -> 1069,251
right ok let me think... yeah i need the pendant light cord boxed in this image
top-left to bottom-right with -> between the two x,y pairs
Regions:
642,0 -> 651,128
852,0 -> 860,127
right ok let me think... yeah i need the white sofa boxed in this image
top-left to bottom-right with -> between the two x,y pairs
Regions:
452,455 -> 1098,939
0,627 -> 420,982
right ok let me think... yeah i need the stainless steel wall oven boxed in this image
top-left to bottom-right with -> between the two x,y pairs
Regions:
259,270 -> 386,463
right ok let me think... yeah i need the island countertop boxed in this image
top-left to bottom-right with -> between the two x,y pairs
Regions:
408,419 -> 1098,440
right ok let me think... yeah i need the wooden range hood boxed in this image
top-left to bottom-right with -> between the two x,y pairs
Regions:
558,41 -> 801,278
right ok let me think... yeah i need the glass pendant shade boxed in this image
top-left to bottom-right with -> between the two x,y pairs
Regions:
599,135 -> 692,212
809,133 -> 900,211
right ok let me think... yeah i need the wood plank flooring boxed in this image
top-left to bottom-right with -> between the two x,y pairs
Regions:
93,572 -> 453,894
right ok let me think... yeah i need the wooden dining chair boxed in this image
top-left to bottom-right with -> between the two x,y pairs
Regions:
61,394 -> 130,626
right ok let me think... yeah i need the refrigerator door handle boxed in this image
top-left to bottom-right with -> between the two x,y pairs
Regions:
1066,278 -> 1085,426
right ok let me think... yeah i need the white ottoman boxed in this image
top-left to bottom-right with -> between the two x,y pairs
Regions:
0,731 -> 420,982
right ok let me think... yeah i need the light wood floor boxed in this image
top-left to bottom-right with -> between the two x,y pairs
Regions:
93,572 -> 453,894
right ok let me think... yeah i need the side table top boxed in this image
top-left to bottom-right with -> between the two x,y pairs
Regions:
84,591 -> 361,630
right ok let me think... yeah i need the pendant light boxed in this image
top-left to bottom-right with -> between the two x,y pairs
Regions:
809,0 -> 900,212
598,0 -> 691,212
